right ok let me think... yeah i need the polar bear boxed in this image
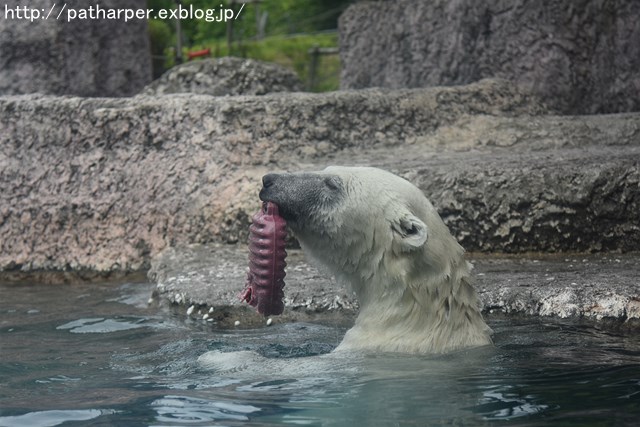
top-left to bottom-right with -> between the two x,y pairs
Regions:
259,166 -> 492,354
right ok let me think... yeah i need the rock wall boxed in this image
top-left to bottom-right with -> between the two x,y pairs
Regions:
339,0 -> 640,115
1,80 -> 638,273
0,80 -> 543,272
0,0 -> 151,97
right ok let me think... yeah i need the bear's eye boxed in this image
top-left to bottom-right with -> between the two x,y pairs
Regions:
323,176 -> 341,191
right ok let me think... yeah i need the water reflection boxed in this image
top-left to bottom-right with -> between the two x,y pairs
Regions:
56,317 -> 149,333
0,409 -> 116,427
150,395 -> 260,424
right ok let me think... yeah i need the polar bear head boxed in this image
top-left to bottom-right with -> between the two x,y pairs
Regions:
260,166 -> 492,354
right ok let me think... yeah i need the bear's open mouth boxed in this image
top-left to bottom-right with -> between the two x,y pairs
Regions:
258,192 -> 297,223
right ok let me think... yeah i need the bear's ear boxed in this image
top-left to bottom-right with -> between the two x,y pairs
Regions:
391,213 -> 428,250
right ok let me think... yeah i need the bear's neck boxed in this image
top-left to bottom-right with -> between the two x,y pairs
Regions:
339,249 -> 492,354
297,231 -> 492,354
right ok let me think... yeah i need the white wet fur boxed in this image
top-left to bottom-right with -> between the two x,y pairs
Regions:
200,166 -> 492,372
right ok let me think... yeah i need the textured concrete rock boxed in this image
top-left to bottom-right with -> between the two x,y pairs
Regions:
0,80 -> 544,272
148,244 -> 640,325
148,244 -> 357,327
339,0 -> 640,114
475,255 -> 640,323
403,114 -> 640,253
1,80 -> 638,273
311,113 -> 640,253
400,145 -> 640,253
142,57 -> 303,96
0,0 -> 151,97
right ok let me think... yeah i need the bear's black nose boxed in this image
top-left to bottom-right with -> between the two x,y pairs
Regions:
262,173 -> 278,189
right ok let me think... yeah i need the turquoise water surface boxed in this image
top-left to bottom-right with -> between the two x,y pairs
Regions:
1,280 -> 639,426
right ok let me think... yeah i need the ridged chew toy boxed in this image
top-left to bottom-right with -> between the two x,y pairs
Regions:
241,201 -> 287,316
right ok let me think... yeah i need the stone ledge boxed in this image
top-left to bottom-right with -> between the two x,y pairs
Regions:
149,244 -> 640,327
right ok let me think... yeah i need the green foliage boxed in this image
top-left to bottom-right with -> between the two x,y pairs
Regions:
148,19 -> 173,54
247,0 -> 351,36
221,32 -> 341,92
147,0 -> 352,43
146,0 -> 352,91
148,18 -> 174,78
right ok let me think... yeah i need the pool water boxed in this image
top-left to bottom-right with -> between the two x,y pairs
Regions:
1,280 -> 639,426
